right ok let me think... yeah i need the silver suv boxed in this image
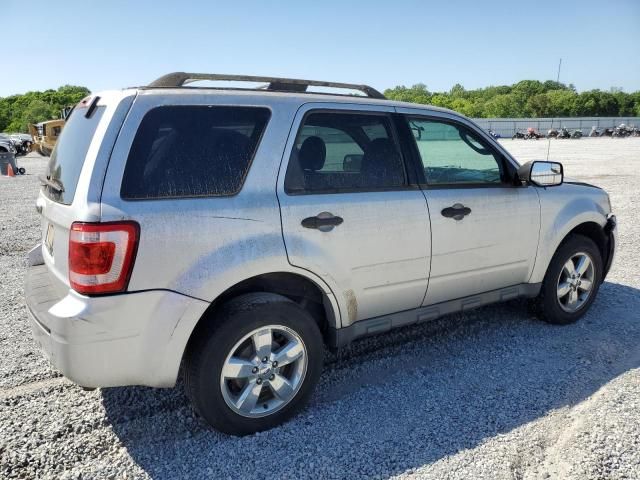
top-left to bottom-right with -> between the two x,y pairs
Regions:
26,72 -> 616,435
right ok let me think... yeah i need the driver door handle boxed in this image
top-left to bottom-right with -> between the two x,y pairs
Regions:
441,204 -> 472,221
301,212 -> 343,231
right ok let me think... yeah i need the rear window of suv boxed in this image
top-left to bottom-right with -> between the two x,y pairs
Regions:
120,106 -> 271,199
45,107 -> 106,205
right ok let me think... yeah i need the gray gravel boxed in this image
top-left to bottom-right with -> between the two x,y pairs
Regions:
1,139 -> 639,479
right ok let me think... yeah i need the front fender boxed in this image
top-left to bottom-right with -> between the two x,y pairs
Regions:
529,189 -> 608,284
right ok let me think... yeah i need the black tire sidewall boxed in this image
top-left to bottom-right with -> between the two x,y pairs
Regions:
187,295 -> 323,436
538,235 -> 603,325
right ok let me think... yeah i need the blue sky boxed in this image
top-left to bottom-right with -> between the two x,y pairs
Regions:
2,0 -> 639,97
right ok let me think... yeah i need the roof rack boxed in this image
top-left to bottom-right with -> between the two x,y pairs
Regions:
147,72 -> 387,99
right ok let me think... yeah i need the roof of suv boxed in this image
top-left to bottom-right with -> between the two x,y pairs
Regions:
133,71 -> 459,117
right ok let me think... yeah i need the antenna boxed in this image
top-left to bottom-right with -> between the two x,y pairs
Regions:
546,58 -> 562,160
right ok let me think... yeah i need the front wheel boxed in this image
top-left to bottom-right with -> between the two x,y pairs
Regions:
531,234 -> 602,325
184,293 -> 323,436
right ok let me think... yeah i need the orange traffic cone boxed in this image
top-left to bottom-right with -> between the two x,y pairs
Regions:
6,163 -> 15,177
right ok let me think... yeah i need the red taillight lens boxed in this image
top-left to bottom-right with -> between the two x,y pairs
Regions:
68,221 -> 139,295
69,242 -> 116,274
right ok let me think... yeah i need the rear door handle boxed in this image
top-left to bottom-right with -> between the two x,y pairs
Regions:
301,212 -> 343,232
441,203 -> 471,221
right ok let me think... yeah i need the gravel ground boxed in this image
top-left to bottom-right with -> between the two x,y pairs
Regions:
1,139 -> 639,479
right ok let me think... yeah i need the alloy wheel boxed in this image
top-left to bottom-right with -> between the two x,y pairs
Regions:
220,325 -> 307,418
556,251 -> 595,313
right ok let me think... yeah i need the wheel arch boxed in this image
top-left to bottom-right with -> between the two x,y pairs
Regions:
182,271 -> 341,366
531,218 -> 609,285
562,222 -> 607,261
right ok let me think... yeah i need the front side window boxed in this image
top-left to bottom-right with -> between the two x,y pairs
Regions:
121,106 -> 270,199
408,118 -> 505,186
285,112 -> 406,193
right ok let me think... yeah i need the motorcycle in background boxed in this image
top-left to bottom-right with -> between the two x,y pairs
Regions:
526,127 -> 543,139
556,128 -> 582,139
612,124 -> 639,137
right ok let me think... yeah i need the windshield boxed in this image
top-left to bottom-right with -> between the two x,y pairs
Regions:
44,107 -> 105,204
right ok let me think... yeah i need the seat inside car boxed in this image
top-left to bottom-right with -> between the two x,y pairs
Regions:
298,136 -> 328,190
359,137 -> 404,187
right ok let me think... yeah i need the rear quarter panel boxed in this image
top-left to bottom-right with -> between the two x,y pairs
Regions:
100,92 -> 339,318
37,91 -> 136,293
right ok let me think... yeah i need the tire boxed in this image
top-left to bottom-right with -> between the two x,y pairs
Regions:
18,167 -> 25,175
184,292 -> 324,436
531,234 -> 603,325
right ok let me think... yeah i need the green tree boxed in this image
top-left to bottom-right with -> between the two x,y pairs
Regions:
0,85 -> 90,133
526,93 -> 551,117
546,90 -> 576,116
21,99 -> 54,128
484,94 -> 520,118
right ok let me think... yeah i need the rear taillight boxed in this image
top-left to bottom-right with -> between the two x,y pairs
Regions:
68,221 -> 139,295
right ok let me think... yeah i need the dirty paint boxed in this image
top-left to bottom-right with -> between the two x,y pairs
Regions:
344,289 -> 358,323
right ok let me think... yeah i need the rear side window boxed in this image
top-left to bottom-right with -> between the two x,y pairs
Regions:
284,112 -> 406,194
45,107 -> 106,204
121,106 -> 270,199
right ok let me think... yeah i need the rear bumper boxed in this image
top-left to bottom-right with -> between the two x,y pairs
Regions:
25,245 -> 209,388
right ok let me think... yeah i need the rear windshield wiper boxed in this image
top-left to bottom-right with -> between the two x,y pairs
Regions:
39,175 -> 65,193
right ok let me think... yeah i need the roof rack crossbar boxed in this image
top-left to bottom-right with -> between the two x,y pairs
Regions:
147,72 -> 386,99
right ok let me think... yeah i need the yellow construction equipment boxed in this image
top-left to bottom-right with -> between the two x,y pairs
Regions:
28,118 -> 65,156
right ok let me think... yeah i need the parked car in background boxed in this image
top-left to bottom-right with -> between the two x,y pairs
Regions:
2,133 -> 34,155
0,136 -> 17,154
26,72 -> 617,436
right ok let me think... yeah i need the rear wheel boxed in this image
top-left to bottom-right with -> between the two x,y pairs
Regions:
531,235 -> 602,325
185,293 -> 323,436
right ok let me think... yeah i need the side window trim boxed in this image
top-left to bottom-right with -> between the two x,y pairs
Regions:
400,114 -> 517,190
391,113 -> 427,186
284,108 -> 417,196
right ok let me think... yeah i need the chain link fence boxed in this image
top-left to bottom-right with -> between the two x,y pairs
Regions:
471,117 -> 639,138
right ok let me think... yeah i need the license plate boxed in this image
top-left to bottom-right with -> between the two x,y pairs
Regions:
44,223 -> 54,256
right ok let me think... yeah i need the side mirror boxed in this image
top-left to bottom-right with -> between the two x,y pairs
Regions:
518,160 -> 563,187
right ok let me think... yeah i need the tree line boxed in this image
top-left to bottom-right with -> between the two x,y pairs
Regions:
0,85 -> 90,133
1,81 -> 638,133
384,80 -> 640,118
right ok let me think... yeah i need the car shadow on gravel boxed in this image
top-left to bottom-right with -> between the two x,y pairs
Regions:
102,281 -> 640,479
